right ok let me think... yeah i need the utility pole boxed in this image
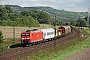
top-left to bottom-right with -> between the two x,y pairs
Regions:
55,14 -> 56,28
13,23 -> 15,44
54,10 -> 56,47
13,19 -> 16,44
88,8 -> 89,25
87,8 -> 90,29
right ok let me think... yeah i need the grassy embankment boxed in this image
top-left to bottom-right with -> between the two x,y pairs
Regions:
16,27 -> 90,60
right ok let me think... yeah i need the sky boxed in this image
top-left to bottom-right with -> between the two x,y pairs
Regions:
0,0 -> 90,12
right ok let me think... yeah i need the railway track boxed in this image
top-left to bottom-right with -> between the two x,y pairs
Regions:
0,27 -> 81,60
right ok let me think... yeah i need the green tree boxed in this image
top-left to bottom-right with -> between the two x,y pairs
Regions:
21,10 -> 50,24
0,6 -> 13,21
37,11 -> 50,24
21,10 -> 31,16
76,19 -> 87,27
70,20 -> 76,26
0,31 -> 3,43
56,20 -> 64,26
5,6 -> 13,13
15,16 -> 40,27
25,16 -> 40,27
0,7 -> 6,20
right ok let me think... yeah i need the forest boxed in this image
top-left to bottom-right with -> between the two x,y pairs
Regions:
0,5 -> 51,27
0,5 -> 89,27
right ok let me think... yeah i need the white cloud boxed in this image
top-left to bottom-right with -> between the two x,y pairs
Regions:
29,0 -> 37,2
68,0 -> 82,2
65,7 -> 88,12
66,4 -> 75,8
35,3 -> 48,6
59,0 -> 65,3
49,0 -> 56,2
20,3 -> 30,7
0,1 -> 8,5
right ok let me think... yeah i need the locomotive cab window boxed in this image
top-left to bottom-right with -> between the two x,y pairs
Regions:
21,33 -> 30,36
26,34 -> 30,36
22,34 -> 25,36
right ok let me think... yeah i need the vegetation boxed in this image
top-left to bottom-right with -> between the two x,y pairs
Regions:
0,5 -> 88,27
0,5 -> 51,27
0,38 -> 20,52
6,5 -> 88,21
21,10 -> 50,24
16,27 -> 90,60
70,18 -> 88,27
0,31 -> 3,43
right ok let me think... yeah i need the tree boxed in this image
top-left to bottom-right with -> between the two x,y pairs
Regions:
25,16 -> 40,27
21,10 -> 30,16
56,20 -> 64,26
21,10 -> 51,24
15,16 -> 40,27
5,6 -> 13,13
70,20 -> 76,26
0,7 -> 6,20
76,19 -> 87,27
0,31 -> 3,43
37,11 -> 50,24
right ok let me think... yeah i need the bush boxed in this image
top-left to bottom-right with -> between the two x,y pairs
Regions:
0,46 -> 7,52
0,31 -> 3,43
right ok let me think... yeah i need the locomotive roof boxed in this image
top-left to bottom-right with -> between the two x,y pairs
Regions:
24,29 -> 41,32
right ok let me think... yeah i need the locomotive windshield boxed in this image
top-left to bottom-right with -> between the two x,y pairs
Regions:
22,33 -> 30,36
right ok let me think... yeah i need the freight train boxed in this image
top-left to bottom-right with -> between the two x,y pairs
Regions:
21,25 -> 71,45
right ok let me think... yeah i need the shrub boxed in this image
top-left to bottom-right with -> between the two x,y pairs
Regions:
0,31 -> 3,43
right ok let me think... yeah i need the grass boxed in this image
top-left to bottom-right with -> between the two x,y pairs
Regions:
0,38 -> 20,52
16,27 -> 90,60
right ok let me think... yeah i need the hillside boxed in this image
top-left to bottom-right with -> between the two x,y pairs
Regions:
2,5 -> 88,21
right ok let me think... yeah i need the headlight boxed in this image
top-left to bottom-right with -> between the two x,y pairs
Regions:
22,38 -> 24,40
27,38 -> 30,39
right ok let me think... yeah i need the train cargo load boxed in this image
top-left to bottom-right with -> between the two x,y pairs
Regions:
58,26 -> 71,35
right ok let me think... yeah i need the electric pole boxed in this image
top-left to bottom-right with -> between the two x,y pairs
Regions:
13,25 -> 15,44
88,8 -> 89,26
54,9 -> 56,47
87,8 -> 90,29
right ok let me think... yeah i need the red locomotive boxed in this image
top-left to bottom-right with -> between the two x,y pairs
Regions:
21,29 -> 43,44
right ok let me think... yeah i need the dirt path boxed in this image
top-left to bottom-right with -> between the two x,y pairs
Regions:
62,46 -> 90,60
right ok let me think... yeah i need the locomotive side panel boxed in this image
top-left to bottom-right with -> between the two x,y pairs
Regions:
30,31 -> 43,42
